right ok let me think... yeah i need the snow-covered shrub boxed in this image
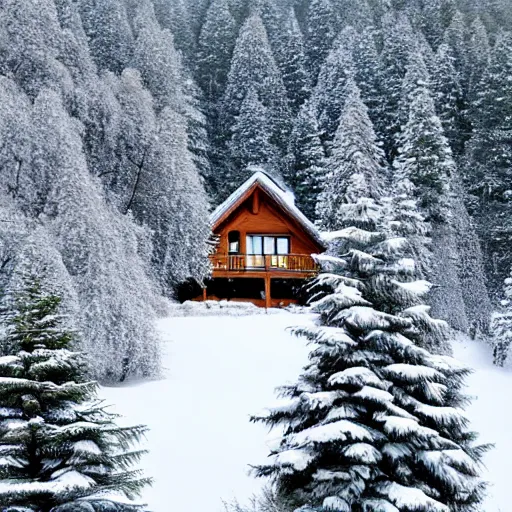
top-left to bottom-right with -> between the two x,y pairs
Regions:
252,224 -> 488,511
0,277 -> 151,511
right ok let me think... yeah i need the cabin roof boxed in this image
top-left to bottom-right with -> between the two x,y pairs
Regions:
210,170 -> 325,248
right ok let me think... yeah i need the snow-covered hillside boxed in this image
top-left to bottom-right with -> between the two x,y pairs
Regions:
102,311 -> 511,512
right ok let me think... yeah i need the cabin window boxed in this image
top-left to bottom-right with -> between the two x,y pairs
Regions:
246,235 -> 290,268
228,231 -> 240,254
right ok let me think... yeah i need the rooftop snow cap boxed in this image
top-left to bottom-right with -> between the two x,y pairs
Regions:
210,167 -> 325,249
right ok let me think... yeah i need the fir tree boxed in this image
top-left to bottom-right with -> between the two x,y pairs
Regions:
492,271 -> 512,366
378,11 -> 416,159
78,0 -> 134,74
285,101 -> 325,220
228,88 -> 280,181
394,77 -> 454,221
432,43 -> 464,154
465,17 -> 490,105
310,41 -> 355,146
305,0 -> 337,80
0,276 -> 151,511
463,31 -> 512,298
253,218 -> 487,512
278,8 -> 311,112
196,0 -> 238,102
443,10 -> 468,77
221,12 -> 290,149
317,79 -> 387,232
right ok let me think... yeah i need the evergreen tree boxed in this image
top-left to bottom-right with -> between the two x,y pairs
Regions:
379,11 -> 416,159
78,0 -> 134,74
394,78 -> 454,221
310,41 -> 355,146
305,0 -> 337,80
443,9 -> 468,77
492,271 -> 512,366
278,8 -> 311,112
285,101 -> 325,220
463,31 -> 512,298
352,28 -> 383,129
228,88 -> 280,180
432,43 -> 464,154
0,276 -> 151,511
221,13 -> 290,149
196,0 -> 238,101
465,17 -> 490,105
253,220 -> 486,512
317,79 -> 387,232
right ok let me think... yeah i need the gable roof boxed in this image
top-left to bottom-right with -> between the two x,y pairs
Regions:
210,170 -> 325,249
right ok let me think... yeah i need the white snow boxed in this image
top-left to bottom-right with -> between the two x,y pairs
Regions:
100,311 -> 313,512
99,311 -> 512,512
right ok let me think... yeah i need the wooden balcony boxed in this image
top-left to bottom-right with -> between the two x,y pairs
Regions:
210,253 -> 319,279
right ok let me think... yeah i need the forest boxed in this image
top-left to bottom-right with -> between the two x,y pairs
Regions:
1,0 -> 512,510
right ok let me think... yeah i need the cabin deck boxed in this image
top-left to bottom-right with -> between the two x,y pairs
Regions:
201,253 -> 320,308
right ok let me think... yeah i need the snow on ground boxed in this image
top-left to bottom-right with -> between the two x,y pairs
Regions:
101,310 -> 315,512
101,309 -> 512,512
452,335 -> 512,512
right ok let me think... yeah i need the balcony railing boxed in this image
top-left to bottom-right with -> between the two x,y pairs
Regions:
210,254 -> 319,274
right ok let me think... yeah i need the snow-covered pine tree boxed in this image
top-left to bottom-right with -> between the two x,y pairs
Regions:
284,100 -> 325,220
310,39 -> 355,147
305,0 -> 337,80
252,219 -> 487,512
465,17 -> 490,106
394,68 -> 469,332
78,0 -> 134,74
443,10 -> 468,80
432,43 -> 464,154
492,271 -> 512,366
219,12 -> 290,193
378,11 -> 416,159
196,0 -> 237,102
0,276 -> 151,511
316,78 -> 386,232
278,8 -> 311,112
463,30 -> 512,299
228,87 -> 280,181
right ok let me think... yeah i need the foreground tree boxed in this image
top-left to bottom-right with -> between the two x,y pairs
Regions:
0,276 -> 150,511
253,226 -> 487,512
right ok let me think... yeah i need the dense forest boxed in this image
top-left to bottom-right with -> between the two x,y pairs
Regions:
2,0 -> 512,384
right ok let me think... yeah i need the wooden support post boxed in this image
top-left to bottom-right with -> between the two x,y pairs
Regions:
264,275 -> 271,309
202,287 -> 207,302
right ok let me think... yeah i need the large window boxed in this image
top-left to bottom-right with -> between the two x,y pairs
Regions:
246,235 -> 290,268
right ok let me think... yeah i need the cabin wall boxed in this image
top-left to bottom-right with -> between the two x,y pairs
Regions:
214,191 -> 320,256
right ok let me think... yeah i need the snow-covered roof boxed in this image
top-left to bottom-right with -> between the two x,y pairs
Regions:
210,170 -> 325,248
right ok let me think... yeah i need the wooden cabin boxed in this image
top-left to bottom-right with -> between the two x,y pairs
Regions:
201,171 -> 326,308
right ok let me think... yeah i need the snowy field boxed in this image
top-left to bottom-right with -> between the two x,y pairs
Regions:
102,309 -> 512,512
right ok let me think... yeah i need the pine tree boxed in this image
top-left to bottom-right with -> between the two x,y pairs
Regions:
443,9 -> 468,77
78,0 -> 134,74
305,0 -> 337,80
253,219 -> 487,512
0,276 -> 151,511
379,11 -> 416,159
278,8 -> 311,112
221,13 -> 290,149
228,88 -> 280,181
463,31 -> 512,298
196,0 -> 238,101
432,43 -> 464,154
394,79 -> 454,221
310,41 -> 355,146
352,28 -> 383,129
465,17 -> 490,105
317,79 -> 387,232
492,271 -> 512,366
285,101 -> 325,220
